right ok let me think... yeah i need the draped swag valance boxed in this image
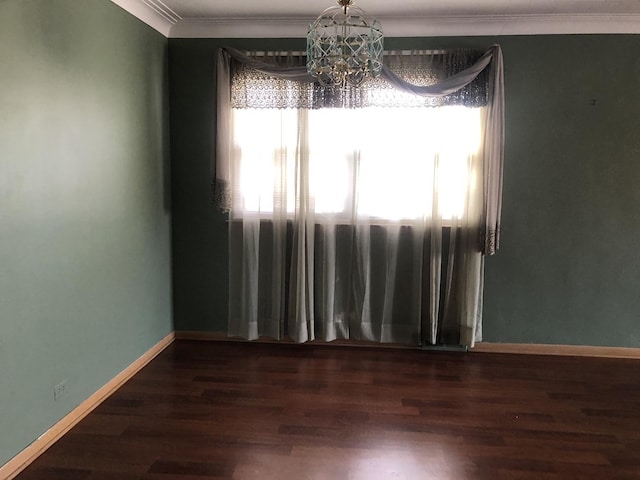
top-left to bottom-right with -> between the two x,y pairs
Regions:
230,49 -> 490,109
216,45 -> 505,254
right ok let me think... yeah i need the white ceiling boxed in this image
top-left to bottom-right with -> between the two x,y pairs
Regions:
111,0 -> 640,37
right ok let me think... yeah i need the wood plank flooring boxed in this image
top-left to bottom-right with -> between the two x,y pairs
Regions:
15,340 -> 640,479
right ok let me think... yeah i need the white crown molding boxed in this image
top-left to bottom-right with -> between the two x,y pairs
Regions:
110,0 -> 180,37
169,14 -> 640,38
109,1 -> 640,39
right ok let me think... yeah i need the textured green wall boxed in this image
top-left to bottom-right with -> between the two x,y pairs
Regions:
0,0 -> 172,466
483,36 -> 640,347
169,35 -> 640,348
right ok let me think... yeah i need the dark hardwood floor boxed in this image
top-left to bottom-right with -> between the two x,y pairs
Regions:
16,340 -> 640,479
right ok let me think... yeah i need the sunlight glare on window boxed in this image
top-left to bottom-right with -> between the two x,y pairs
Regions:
232,105 -> 481,221
233,109 -> 297,215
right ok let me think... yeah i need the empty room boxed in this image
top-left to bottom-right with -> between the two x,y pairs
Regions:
1,0 -> 639,479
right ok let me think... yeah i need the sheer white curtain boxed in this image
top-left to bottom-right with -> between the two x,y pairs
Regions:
217,47 -> 504,347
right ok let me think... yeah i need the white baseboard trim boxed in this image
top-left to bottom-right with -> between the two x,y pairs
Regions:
471,342 -> 640,359
0,331 -> 175,480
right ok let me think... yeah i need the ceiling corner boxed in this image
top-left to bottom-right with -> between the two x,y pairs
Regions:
109,0 -> 179,37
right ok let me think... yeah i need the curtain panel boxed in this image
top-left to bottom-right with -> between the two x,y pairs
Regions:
216,46 -> 504,254
215,46 -> 504,347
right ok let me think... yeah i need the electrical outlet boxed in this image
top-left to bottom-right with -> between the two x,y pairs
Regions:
53,381 -> 67,401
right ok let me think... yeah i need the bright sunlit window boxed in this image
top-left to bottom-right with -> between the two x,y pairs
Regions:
231,105 -> 481,222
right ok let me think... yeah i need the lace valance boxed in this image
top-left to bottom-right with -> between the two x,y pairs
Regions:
230,49 -> 489,109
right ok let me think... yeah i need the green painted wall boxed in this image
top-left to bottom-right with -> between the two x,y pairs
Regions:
484,36 -> 640,346
169,35 -> 640,348
0,0 -> 172,466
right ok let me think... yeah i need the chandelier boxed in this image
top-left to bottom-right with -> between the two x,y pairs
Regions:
306,0 -> 384,88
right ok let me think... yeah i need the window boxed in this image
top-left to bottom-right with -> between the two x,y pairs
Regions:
217,46 -> 504,346
231,104 -> 482,223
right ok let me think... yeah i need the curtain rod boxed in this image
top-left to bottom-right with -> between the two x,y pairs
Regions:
245,49 -> 452,57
